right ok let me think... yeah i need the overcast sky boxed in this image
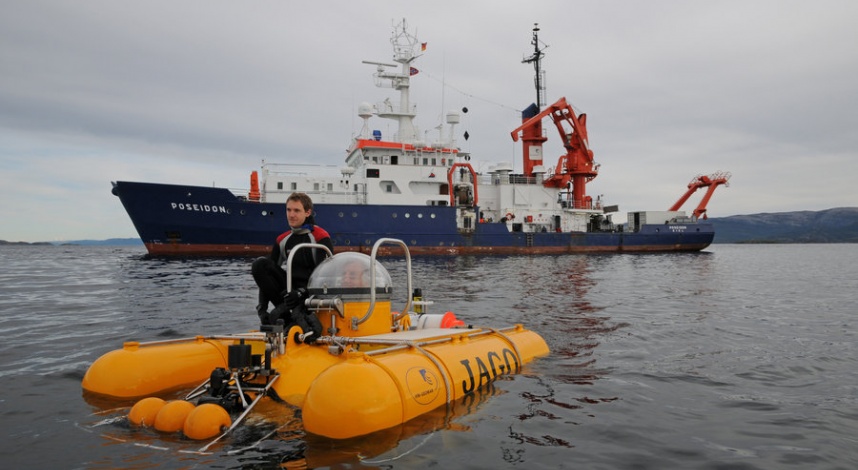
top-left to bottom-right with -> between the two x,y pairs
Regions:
2,0 -> 857,242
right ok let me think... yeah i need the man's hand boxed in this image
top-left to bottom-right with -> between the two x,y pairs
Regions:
283,287 -> 308,310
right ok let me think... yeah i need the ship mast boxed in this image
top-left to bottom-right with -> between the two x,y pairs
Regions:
516,24 -> 548,178
522,23 -> 547,109
362,18 -> 421,144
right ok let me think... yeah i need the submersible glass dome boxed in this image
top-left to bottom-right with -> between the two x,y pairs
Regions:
307,252 -> 392,293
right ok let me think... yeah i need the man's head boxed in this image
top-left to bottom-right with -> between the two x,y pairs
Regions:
341,259 -> 368,288
286,192 -> 313,228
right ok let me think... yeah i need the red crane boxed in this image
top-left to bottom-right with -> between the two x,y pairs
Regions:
669,172 -> 731,219
510,97 -> 599,209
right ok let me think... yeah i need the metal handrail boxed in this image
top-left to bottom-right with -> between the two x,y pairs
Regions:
353,238 -> 412,329
285,242 -> 334,292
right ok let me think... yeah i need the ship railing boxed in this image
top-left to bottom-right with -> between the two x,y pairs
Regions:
229,187 -> 253,198
372,99 -> 417,117
480,174 -> 540,185
264,189 -> 361,198
261,163 -> 346,177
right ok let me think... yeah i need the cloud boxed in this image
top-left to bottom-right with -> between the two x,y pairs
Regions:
1,0 -> 857,242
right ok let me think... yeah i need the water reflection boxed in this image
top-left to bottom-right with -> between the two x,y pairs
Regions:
83,379 -> 509,468
520,255 -> 624,363
473,254 -> 626,459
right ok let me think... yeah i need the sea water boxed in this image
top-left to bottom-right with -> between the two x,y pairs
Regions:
1,244 -> 856,469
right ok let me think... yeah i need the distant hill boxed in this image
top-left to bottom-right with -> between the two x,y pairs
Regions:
55,238 -> 144,246
0,238 -> 143,247
0,240 -> 52,246
710,207 -> 858,243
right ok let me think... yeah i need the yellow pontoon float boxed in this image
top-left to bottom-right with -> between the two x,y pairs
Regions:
82,239 -> 549,444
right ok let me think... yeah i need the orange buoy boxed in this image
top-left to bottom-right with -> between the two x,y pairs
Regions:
128,397 -> 166,427
153,400 -> 196,433
183,403 -> 232,440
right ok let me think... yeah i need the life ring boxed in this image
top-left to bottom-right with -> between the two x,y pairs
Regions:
505,212 -> 515,220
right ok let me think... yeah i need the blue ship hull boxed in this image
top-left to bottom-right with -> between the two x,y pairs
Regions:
113,181 -> 714,256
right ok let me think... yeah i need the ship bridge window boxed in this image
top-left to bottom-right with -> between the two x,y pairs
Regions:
291,182 -> 297,190
277,182 -> 283,190
327,183 -> 333,191
422,157 -> 428,165
367,169 -> 380,178
391,155 -> 398,165
314,183 -> 319,191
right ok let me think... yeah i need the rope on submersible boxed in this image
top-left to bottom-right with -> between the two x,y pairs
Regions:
408,341 -> 453,406
362,340 -> 454,425
360,428 -> 439,464
482,327 -> 523,373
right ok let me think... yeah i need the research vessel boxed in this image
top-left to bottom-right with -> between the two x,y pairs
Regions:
113,21 -> 729,256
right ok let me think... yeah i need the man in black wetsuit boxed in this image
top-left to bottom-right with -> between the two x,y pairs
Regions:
251,192 -> 333,327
